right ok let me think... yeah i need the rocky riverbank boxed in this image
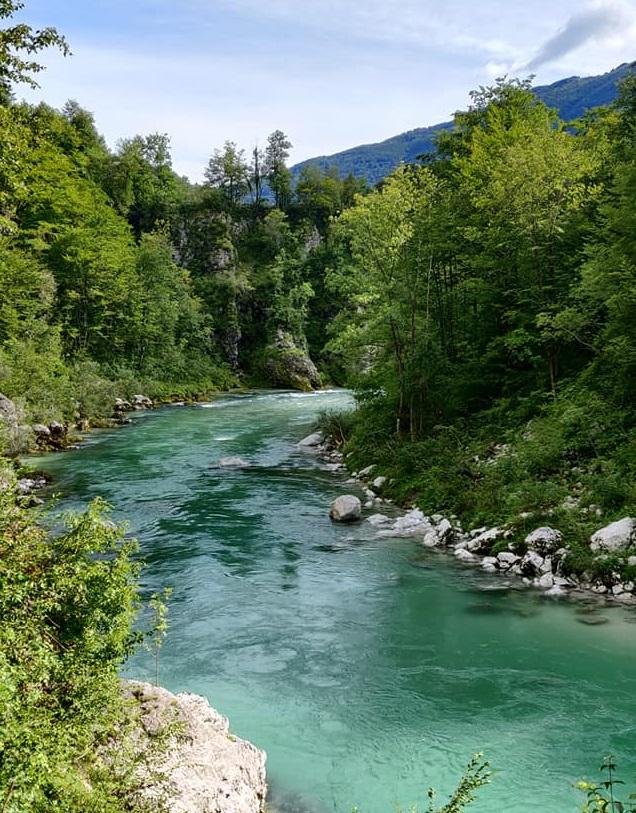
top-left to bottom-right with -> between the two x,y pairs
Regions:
0,391 -> 158,457
298,430 -> 636,605
124,682 -> 267,813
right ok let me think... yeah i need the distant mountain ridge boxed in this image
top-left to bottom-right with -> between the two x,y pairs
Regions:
292,62 -> 636,186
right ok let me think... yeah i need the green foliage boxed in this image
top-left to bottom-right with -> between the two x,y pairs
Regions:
578,756 -> 636,813
0,1 -> 69,95
315,409 -> 356,447
146,588 -> 173,687
326,75 -> 636,581
0,469 -> 149,811
426,754 -> 491,813
290,63 -> 634,188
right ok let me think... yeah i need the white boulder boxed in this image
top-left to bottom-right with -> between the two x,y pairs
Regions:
525,527 -> 563,555
330,495 -> 362,523
519,550 -> 544,577
435,518 -> 454,544
132,394 -> 153,409
590,518 -> 636,553
372,476 -> 387,491
497,551 -> 520,569
465,527 -> 504,553
297,432 -> 323,448
367,513 -> 391,526
422,530 -> 441,548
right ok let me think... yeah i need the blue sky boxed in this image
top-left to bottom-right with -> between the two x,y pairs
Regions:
17,0 -> 636,180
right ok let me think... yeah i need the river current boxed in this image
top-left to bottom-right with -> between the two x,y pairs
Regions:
34,389 -> 636,813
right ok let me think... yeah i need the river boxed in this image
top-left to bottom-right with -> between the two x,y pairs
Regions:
33,389 -> 636,813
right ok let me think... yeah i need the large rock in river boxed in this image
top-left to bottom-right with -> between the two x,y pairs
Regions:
330,495 -> 362,523
124,681 -> 267,813
263,330 -> 321,392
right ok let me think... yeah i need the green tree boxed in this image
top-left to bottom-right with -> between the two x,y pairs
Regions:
0,0 -> 69,97
204,140 -> 249,207
265,129 -> 292,209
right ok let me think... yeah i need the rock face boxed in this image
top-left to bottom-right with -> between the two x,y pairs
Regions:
590,518 -> 636,552
263,330 -> 321,392
125,682 -> 267,813
329,495 -> 362,523
0,393 -> 28,454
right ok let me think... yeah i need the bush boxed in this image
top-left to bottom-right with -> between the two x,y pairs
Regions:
0,468 -> 151,812
315,408 -> 357,446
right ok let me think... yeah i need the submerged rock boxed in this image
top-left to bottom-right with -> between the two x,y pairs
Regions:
124,681 -> 267,813
217,457 -> 250,468
330,495 -> 362,523
367,513 -> 391,526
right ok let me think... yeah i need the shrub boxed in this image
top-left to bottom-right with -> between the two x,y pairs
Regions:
0,469 -> 151,812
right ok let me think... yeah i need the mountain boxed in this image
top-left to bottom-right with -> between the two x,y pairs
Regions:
291,62 -> 636,187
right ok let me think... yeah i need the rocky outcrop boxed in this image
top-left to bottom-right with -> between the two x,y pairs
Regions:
0,393 -> 30,455
124,682 -> 267,813
263,330 -> 321,392
329,495 -> 362,522
364,505 -> 636,601
132,394 -> 154,410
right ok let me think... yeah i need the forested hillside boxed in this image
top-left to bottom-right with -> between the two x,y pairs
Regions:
292,62 -> 636,185
0,15 -> 367,451
324,75 -> 636,582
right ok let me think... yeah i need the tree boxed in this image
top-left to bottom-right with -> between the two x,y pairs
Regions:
248,145 -> 265,206
105,133 -> 181,238
0,0 -> 69,97
204,140 -> 249,207
264,129 -> 292,209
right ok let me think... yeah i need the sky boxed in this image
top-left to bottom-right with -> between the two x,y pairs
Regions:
17,0 -> 636,181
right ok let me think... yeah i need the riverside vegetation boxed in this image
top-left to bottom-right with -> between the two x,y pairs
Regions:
2,0 -> 636,810
321,73 -> 636,594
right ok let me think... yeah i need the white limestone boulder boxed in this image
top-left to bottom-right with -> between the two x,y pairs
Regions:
330,495 -> 362,523
590,518 -> 636,553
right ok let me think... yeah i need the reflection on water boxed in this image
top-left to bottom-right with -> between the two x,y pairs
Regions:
34,389 -> 636,813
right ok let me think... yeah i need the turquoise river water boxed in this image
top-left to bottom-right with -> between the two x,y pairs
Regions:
33,389 -> 636,813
